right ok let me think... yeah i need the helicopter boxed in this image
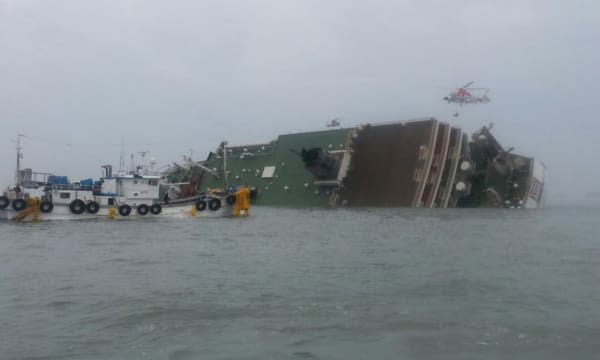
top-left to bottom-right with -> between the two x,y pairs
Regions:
444,81 -> 490,106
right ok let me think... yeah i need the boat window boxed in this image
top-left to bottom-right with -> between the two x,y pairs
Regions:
59,192 -> 70,199
261,166 -> 276,178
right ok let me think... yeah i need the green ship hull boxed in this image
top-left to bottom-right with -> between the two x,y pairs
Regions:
175,118 -> 545,208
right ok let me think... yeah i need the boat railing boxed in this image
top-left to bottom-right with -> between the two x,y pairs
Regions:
49,184 -> 99,192
17,181 -> 98,193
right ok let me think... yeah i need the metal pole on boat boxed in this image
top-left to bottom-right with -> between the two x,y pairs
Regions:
119,137 -> 125,173
15,134 -> 24,185
223,141 -> 228,189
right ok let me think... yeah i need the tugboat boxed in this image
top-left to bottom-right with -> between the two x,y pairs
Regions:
0,139 -> 238,221
0,167 -> 230,221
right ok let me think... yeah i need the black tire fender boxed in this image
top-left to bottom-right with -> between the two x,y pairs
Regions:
196,200 -> 207,211
208,198 -> 221,211
40,200 -> 54,213
86,201 -> 100,214
137,204 -> 149,215
118,204 -> 132,216
0,195 -> 10,209
150,204 -> 162,215
69,199 -> 86,214
225,195 -> 236,205
12,198 -> 27,211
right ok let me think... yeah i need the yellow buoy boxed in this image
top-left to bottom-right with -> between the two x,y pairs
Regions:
232,187 -> 250,217
11,196 -> 40,222
31,197 -> 40,221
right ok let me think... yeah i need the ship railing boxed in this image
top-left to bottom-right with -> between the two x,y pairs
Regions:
49,184 -> 99,192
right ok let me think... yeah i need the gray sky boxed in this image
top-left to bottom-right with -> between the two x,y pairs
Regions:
1,0 -> 599,205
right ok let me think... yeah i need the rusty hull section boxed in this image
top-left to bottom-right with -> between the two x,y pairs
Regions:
339,119 -> 440,207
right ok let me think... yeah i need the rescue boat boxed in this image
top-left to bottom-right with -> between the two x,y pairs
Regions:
1,163 -> 250,221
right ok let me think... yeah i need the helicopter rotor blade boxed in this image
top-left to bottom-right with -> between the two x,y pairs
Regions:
462,81 -> 474,89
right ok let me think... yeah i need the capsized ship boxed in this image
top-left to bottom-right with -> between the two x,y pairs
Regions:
187,118 -> 545,208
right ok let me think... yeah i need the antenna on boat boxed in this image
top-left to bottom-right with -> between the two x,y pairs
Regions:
119,137 -> 126,172
150,157 -> 157,172
14,134 -> 25,185
222,141 -> 228,188
138,151 -> 149,174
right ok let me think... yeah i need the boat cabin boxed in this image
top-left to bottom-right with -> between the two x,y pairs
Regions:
99,175 -> 160,200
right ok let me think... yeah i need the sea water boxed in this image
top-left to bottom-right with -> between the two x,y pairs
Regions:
1,207 -> 599,359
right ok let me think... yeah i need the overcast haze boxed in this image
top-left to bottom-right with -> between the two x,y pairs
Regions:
1,0 -> 599,205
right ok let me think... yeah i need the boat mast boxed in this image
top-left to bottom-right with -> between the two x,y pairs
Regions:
15,134 -> 24,185
222,141 -> 228,188
119,137 -> 125,173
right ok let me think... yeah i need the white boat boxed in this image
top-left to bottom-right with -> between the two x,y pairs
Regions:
0,170 -> 231,222
0,139 -> 233,221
